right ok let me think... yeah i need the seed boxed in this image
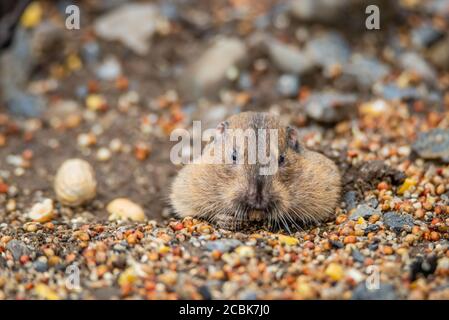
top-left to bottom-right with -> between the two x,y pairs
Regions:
336,215 -> 347,225
24,223 -> 38,233
278,235 -> 299,246
344,235 -> 356,244
430,231 -> 440,241
75,231 -> 90,241
86,94 -> 107,111
325,263 -> 344,281
436,184 -> 445,195
96,148 -> 111,161
369,214 -> 380,223
28,198 -> 54,223
397,178 -> 417,195
235,246 -> 255,258
383,246 -> 394,255
404,234 -> 416,244
423,202 -> 433,211
414,209 -> 425,219
127,234 -> 138,245
377,181 -> 389,190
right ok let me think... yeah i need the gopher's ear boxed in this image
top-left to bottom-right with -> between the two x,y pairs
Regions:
216,121 -> 229,134
287,126 -> 302,153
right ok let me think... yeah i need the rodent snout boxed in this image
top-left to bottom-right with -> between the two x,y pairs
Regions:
245,176 -> 272,210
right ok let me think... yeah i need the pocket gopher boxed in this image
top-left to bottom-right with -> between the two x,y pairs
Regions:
170,112 -> 341,231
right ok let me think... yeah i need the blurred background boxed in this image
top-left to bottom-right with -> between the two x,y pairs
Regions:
0,0 -> 448,218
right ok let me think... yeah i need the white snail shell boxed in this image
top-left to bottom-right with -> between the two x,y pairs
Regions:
107,198 -> 145,222
54,159 -> 97,206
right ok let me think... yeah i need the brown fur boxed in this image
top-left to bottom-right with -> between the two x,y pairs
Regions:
170,112 -> 341,231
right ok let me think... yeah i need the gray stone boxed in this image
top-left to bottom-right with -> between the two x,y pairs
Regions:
424,0 -> 449,17
343,191 -> 358,211
6,240 -> 32,261
349,205 -> 380,221
399,52 -> 437,83
277,74 -> 300,97
305,32 -> 351,75
411,23 -> 444,49
94,3 -> 161,55
238,72 -> 253,90
289,0 -> 349,23
33,259 -> 48,272
412,128 -> 449,162
304,92 -> 357,123
82,41 -> 100,65
383,212 -> 414,233
205,239 -> 243,252
95,56 -> 122,80
343,54 -> 390,89
352,249 -> 365,263
5,90 -> 45,118
373,83 -> 422,101
180,37 -> 247,98
267,39 -> 314,74
352,283 -> 397,300
0,256 -> 6,268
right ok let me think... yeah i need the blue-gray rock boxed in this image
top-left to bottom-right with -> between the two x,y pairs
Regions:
343,55 -> 390,89
5,90 -> 45,117
373,82 -> 422,101
304,92 -> 357,123
33,259 -> 49,272
352,249 -> 365,263
198,285 -> 213,300
76,85 -> 89,99
180,37 -> 247,98
289,0 -> 349,23
95,56 -> 122,80
411,23 -> 444,49
205,239 -> 242,252
238,72 -> 253,90
383,212 -> 414,233
0,256 -> 6,268
94,3 -> 161,55
365,224 -> 380,234
343,191 -> 358,211
277,74 -> 300,97
82,41 -> 100,65
399,52 -> 437,83
349,205 -> 380,221
160,2 -> 179,20
305,32 -> 351,75
412,128 -> 449,162
6,240 -> 32,261
267,38 -> 314,74
352,283 -> 397,300
330,240 -> 344,249
424,0 -> 449,17
240,291 -> 258,300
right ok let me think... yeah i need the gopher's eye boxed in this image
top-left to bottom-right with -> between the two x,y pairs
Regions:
279,154 -> 286,166
232,149 -> 238,164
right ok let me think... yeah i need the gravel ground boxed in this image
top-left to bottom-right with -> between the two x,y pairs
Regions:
1,0 -> 449,299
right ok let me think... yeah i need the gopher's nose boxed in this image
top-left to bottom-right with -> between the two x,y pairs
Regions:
247,177 -> 270,209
